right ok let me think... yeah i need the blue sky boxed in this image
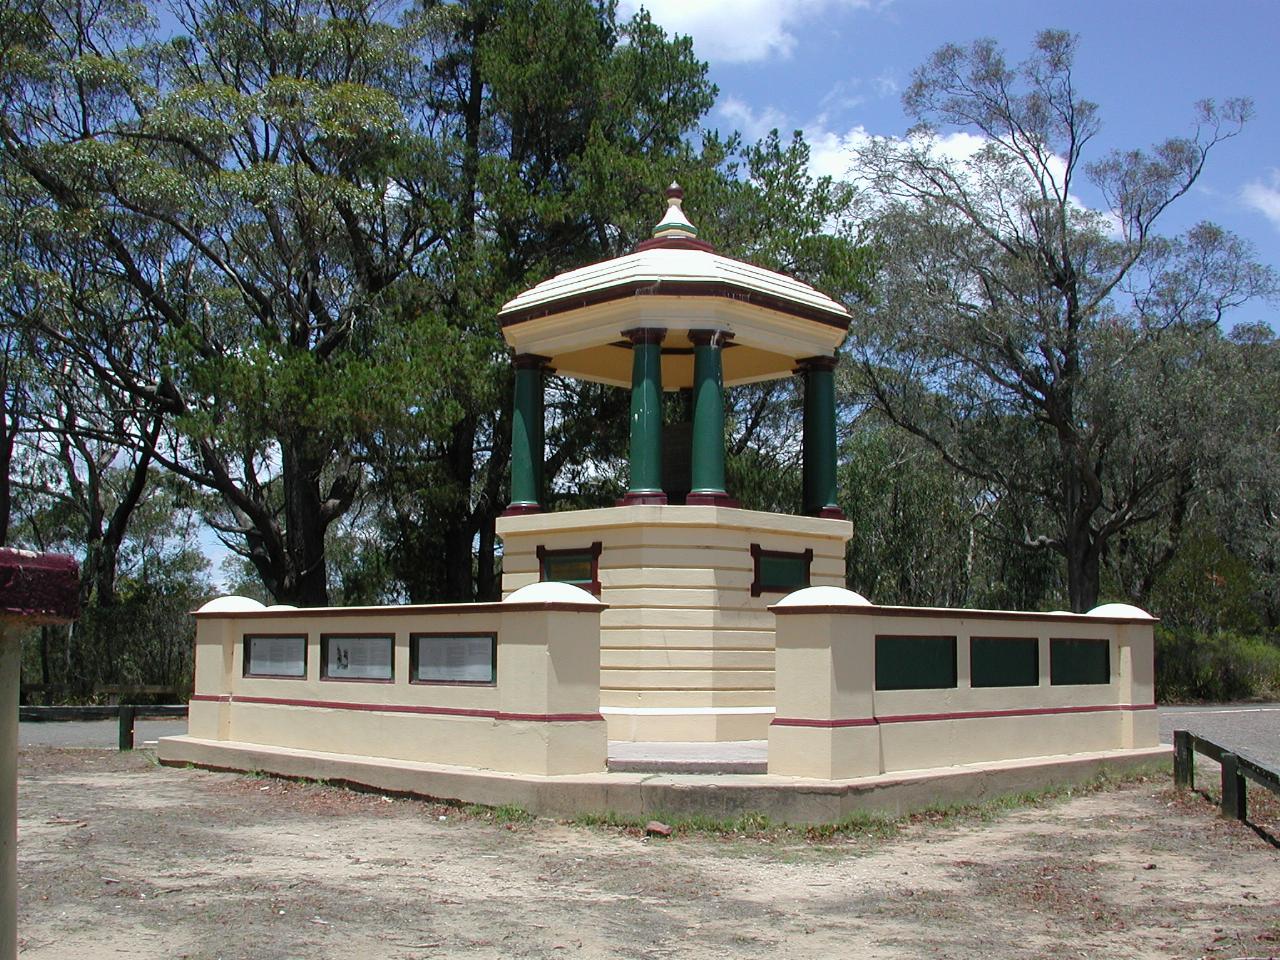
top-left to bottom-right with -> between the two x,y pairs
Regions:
621,0 -> 1280,330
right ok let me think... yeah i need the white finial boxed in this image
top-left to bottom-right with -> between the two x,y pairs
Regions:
652,181 -> 698,239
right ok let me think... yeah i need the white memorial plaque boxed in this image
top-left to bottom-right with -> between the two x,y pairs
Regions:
245,635 -> 306,677
414,634 -> 495,684
324,635 -> 393,680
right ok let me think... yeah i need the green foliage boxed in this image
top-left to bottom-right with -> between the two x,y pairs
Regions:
1147,530 -> 1261,634
1156,628 -> 1280,703
850,30 -> 1276,612
841,420 -> 976,606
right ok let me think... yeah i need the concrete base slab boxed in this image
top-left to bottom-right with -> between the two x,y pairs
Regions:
607,739 -> 767,774
158,735 -> 1170,826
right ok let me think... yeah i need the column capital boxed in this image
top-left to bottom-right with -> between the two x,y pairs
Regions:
687,329 -> 735,347
795,354 -> 839,373
621,327 -> 667,346
512,353 -> 551,370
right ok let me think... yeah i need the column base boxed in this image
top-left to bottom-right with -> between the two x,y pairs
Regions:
685,491 -> 740,508
617,492 -> 668,506
806,505 -> 846,520
502,503 -> 543,517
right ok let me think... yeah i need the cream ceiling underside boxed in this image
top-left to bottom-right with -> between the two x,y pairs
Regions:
501,297 -> 849,390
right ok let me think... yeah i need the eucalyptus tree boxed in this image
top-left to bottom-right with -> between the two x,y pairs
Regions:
0,0 -> 492,604
364,0 -> 720,600
850,30 -> 1276,611
1200,324 -> 1280,628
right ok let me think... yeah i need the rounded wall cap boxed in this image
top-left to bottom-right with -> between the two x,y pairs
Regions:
774,585 -> 871,608
504,582 -> 603,605
264,604 -> 298,611
198,595 -> 266,614
1087,602 -> 1154,620
1047,610 -> 1075,616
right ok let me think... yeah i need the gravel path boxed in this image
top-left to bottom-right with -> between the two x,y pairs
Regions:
16,749 -> 1280,960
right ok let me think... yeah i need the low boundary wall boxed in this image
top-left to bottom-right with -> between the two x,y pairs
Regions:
162,588 -> 607,777
767,592 -> 1158,779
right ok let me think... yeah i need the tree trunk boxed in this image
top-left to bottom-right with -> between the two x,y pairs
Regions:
279,438 -> 332,607
476,513 -> 497,600
442,418 -> 478,601
1064,532 -> 1101,612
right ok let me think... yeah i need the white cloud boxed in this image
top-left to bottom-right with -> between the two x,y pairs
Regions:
716,96 -> 791,141
806,125 -> 986,182
619,0 -> 878,63
803,123 -> 1123,236
1242,169 -> 1280,230
871,72 -> 899,97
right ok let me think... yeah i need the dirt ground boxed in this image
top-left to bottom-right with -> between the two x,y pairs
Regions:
16,750 -> 1280,960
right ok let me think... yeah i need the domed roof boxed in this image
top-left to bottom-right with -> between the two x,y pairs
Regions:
497,184 -> 850,389
499,184 -> 849,329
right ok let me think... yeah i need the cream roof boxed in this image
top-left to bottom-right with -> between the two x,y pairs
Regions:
498,246 -> 850,326
497,184 -> 851,389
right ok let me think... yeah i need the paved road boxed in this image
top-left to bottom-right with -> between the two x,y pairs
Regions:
1159,703 -> 1280,769
18,718 -> 188,749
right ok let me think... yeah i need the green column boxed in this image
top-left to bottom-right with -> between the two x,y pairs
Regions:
687,329 -> 732,505
623,328 -> 667,504
800,356 -> 843,519
506,353 -> 546,515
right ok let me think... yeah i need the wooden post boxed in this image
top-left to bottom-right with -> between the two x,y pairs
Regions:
1173,730 -> 1193,789
0,549 -> 79,960
1220,752 -> 1247,821
0,631 -> 17,959
117,705 -> 136,752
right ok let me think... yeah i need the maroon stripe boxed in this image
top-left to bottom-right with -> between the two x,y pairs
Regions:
222,693 -> 601,723
773,703 -> 1157,728
771,716 -> 878,728
878,703 -> 1155,724
495,711 -> 604,723
190,694 -> 230,703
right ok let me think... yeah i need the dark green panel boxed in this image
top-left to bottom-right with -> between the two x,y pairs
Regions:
543,554 -> 593,584
971,636 -> 1039,688
875,635 -> 957,691
1050,638 -> 1111,685
758,554 -> 809,591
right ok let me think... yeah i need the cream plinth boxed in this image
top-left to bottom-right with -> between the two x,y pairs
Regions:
497,504 -> 854,741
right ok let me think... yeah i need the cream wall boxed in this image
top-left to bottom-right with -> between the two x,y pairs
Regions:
768,604 -> 1159,779
497,505 -> 853,741
168,599 -> 607,777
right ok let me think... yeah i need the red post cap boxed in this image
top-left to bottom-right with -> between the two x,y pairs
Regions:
0,548 -> 80,625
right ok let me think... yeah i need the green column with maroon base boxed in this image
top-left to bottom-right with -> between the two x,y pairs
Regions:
799,356 -> 844,519
506,354 -> 547,516
686,329 -> 737,507
621,329 -> 667,505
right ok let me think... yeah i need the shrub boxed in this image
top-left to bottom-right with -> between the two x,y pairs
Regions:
1155,627 -> 1280,702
